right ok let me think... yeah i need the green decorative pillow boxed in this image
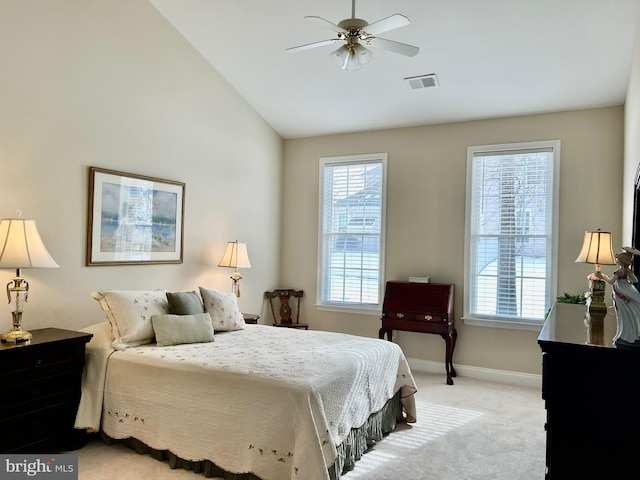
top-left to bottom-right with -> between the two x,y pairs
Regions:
151,313 -> 215,346
166,291 -> 205,315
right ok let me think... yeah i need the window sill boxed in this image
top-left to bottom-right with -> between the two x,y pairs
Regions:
462,316 -> 544,332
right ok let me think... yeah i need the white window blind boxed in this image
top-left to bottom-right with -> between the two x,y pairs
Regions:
317,154 -> 387,310
465,141 -> 559,326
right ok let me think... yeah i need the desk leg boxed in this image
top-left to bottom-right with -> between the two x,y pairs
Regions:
379,328 -> 392,341
441,329 -> 457,385
450,328 -> 457,378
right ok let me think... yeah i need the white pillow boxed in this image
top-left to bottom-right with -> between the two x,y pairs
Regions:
92,290 -> 169,350
198,287 -> 246,331
152,313 -> 215,346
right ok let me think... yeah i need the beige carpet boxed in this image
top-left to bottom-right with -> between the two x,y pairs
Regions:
75,371 -> 546,480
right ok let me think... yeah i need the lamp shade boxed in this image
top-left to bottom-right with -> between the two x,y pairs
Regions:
0,217 -> 59,269
575,229 -> 616,266
217,241 -> 251,269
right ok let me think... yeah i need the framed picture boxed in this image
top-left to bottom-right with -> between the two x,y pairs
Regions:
87,167 -> 185,265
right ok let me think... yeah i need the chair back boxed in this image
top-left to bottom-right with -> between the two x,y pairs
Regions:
265,289 -> 304,326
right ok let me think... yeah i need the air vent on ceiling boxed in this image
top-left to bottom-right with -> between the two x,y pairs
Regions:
404,74 -> 439,90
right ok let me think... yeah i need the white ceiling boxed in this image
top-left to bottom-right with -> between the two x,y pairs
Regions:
149,0 -> 640,139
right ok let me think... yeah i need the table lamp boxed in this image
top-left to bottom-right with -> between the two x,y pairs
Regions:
0,211 -> 59,343
575,229 -> 616,315
217,240 -> 251,297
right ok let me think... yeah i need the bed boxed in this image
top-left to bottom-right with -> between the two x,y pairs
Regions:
74,289 -> 418,480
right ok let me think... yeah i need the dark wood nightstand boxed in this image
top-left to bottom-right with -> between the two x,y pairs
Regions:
0,327 -> 93,453
242,313 -> 260,324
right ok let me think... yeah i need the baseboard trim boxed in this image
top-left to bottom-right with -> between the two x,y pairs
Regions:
407,357 -> 542,388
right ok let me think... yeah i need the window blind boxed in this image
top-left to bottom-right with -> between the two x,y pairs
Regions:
468,145 -> 557,321
319,155 -> 386,307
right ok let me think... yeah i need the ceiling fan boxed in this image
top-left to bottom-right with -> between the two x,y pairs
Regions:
286,0 -> 420,71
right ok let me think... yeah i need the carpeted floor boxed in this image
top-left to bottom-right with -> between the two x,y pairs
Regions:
75,371 -> 546,480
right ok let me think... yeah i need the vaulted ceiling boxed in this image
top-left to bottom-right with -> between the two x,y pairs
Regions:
149,0 -> 640,139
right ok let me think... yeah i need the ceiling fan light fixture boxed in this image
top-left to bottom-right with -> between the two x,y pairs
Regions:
353,43 -> 372,65
331,45 -> 350,67
331,43 -> 371,70
344,54 -> 361,70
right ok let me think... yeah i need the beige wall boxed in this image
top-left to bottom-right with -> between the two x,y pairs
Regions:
0,0 -> 283,331
0,0 -> 631,377
623,16 -> 640,244
282,107 -> 624,375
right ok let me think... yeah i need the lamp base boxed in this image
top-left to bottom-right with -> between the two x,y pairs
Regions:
587,299 -> 608,316
586,276 -> 608,316
1,327 -> 32,344
230,271 -> 242,297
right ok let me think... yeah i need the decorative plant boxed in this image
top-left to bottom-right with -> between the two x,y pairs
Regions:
545,291 -> 587,319
556,292 -> 587,305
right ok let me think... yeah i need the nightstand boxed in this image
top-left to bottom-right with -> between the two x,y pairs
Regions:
0,327 -> 93,453
242,313 -> 260,324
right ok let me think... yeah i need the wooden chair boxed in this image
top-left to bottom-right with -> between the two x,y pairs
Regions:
265,289 -> 308,329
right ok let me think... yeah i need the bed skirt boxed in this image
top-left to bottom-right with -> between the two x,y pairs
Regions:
100,391 -> 403,480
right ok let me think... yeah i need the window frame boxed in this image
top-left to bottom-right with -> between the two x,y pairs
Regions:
463,140 -> 560,331
316,153 -> 388,315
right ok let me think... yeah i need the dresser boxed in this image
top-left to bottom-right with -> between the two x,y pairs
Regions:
379,281 -> 456,384
0,328 -> 93,453
538,303 -> 640,479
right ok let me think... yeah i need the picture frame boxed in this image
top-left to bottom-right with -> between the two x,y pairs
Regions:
87,167 -> 185,266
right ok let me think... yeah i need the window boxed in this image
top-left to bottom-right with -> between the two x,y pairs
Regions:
317,153 -> 387,313
464,141 -> 560,329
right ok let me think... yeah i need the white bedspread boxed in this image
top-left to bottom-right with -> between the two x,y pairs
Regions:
75,323 -> 417,480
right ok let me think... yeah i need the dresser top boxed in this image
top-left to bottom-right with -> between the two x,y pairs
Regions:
538,303 -> 618,349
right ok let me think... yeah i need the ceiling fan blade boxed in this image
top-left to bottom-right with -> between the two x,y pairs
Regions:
370,37 -> 419,57
286,39 -> 339,53
304,16 -> 344,33
364,14 -> 410,35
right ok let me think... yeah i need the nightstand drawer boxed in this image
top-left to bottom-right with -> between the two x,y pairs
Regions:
0,370 -> 79,415
0,344 -> 83,378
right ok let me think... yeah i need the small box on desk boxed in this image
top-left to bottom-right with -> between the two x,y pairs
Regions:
408,276 -> 431,283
